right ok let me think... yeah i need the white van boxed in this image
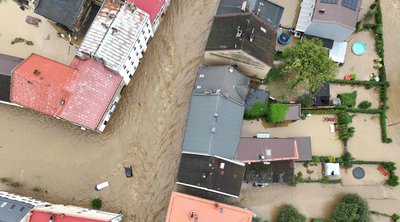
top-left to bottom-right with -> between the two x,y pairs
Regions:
94,181 -> 109,191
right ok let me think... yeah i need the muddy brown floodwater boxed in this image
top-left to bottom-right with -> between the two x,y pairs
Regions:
0,0 -> 219,221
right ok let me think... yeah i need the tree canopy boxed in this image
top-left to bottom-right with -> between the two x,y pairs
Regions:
333,193 -> 371,222
277,204 -> 306,222
281,38 -> 337,93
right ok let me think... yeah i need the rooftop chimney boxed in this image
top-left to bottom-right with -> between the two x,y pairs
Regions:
241,0 -> 247,11
319,9 -> 325,13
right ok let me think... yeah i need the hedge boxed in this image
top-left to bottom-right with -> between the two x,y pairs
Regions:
347,108 -> 381,114
338,91 -> 357,107
244,102 -> 269,119
330,79 -> 385,87
266,103 -> 289,123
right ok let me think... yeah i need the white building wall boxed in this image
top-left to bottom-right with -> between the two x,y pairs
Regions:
118,18 -> 154,84
305,21 -> 354,41
151,1 -> 170,32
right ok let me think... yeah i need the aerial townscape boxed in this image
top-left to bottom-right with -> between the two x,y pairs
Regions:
0,0 -> 400,221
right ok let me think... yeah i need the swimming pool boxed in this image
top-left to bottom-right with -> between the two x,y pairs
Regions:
352,41 -> 366,55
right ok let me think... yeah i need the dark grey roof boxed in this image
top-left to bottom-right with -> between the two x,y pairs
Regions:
34,0 -> 93,32
217,0 -> 283,29
0,54 -> 24,76
206,14 -> 277,67
244,161 -> 294,183
303,34 -> 334,49
177,153 -> 246,198
244,88 -> 268,111
0,196 -> 34,222
194,66 -> 250,105
285,104 -> 301,121
291,137 -> 312,161
182,95 -> 245,159
314,82 -> 330,106
0,54 -> 23,103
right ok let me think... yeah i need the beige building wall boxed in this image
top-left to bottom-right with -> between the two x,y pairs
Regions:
204,50 -> 271,80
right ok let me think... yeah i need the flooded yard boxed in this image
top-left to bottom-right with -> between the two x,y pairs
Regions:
0,0 -> 219,221
0,1 -> 76,64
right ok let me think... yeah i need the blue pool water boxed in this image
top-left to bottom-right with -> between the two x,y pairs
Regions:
352,41 -> 366,55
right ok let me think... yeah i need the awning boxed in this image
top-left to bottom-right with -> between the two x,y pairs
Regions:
329,41 -> 348,63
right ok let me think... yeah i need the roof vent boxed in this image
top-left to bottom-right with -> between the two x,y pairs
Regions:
260,27 -> 267,33
214,202 -> 219,208
202,173 -> 207,179
59,99 -> 65,106
250,28 -> 255,42
33,69 -> 40,75
111,27 -> 118,35
241,0 -> 247,11
228,67 -> 234,73
236,26 -> 243,38
219,162 -> 225,169
319,9 -> 325,13
265,149 -> 272,156
259,154 -> 266,160
213,112 -> 218,117
211,127 -> 216,133
196,85 -> 202,89
199,74 -> 205,78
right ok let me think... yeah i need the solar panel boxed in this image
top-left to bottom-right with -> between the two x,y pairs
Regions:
320,0 -> 338,4
341,0 -> 359,11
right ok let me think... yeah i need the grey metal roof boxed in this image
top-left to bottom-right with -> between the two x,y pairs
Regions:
0,54 -> 23,103
206,14 -> 277,67
182,95 -> 245,159
285,104 -> 301,121
177,153 -> 246,198
291,137 -> 312,161
194,66 -> 250,105
0,196 -> 33,222
34,0 -> 92,32
217,0 -> 284,29
244,88 -> 268,111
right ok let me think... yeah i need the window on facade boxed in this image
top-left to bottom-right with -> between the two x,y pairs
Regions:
123,65 -> 126,69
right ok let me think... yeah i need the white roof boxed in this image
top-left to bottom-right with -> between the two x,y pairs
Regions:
324,163 -> 341,176
77,0 -> 150,72
329,41 -> 348,63
295,0 -> 316,32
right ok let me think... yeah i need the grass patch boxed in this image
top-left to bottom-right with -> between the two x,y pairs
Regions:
32,187 -> 42,192
0,177 -> 9,183
263,66 -> 285,85
337,91 -> 357,107
266,103 -> 288,123
244,102 -> 268,119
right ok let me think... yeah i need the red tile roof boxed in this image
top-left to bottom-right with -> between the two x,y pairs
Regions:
28,210 -> 107,222
236,138 -> 299,163
166,192 -> 253,222
129,0 -> 165,22
11,54 -> 78,116
61,58 -> 122,130
10,54 -> 122,131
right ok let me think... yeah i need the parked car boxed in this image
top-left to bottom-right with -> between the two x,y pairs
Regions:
124,165 -> 133,178
253,182 -> 268,187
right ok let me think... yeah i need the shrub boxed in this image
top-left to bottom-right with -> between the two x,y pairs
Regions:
392,214 -> 400,222
375,24 -> 383,35
312,219 -> 331,222
363,23 -> 376,30
9,182 -> 21,188
264,66 -> 285,84
274,51 -> 284,61
388,174 -> 399,187
266,103 -> 289,123
358,101 -> 372,109
338,91 -> 357,107
356,22 -> 364,32
25,40 -> 34,46
350,73 -> 357,80
0,177 -> 9,183
32,187 -> 42,192
244,102 -> 269,119
342,152 -> 353,169
277,204 -> 306,222
90,198 -> 102,209
296,94 -> 315,107
333,193 -> 371,222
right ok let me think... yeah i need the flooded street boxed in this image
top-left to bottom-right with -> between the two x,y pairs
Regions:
0,0 -> 218,221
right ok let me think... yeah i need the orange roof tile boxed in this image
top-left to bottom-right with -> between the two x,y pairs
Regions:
10,54 -> 77,116
166,192 -> 253,222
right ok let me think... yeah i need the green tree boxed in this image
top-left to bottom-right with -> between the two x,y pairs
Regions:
333,193 -> 371,222
281,38 -> 337,94
277,204 -> 306,222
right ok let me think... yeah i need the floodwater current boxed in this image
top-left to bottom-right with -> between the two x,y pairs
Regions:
0,0 -> 219,221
